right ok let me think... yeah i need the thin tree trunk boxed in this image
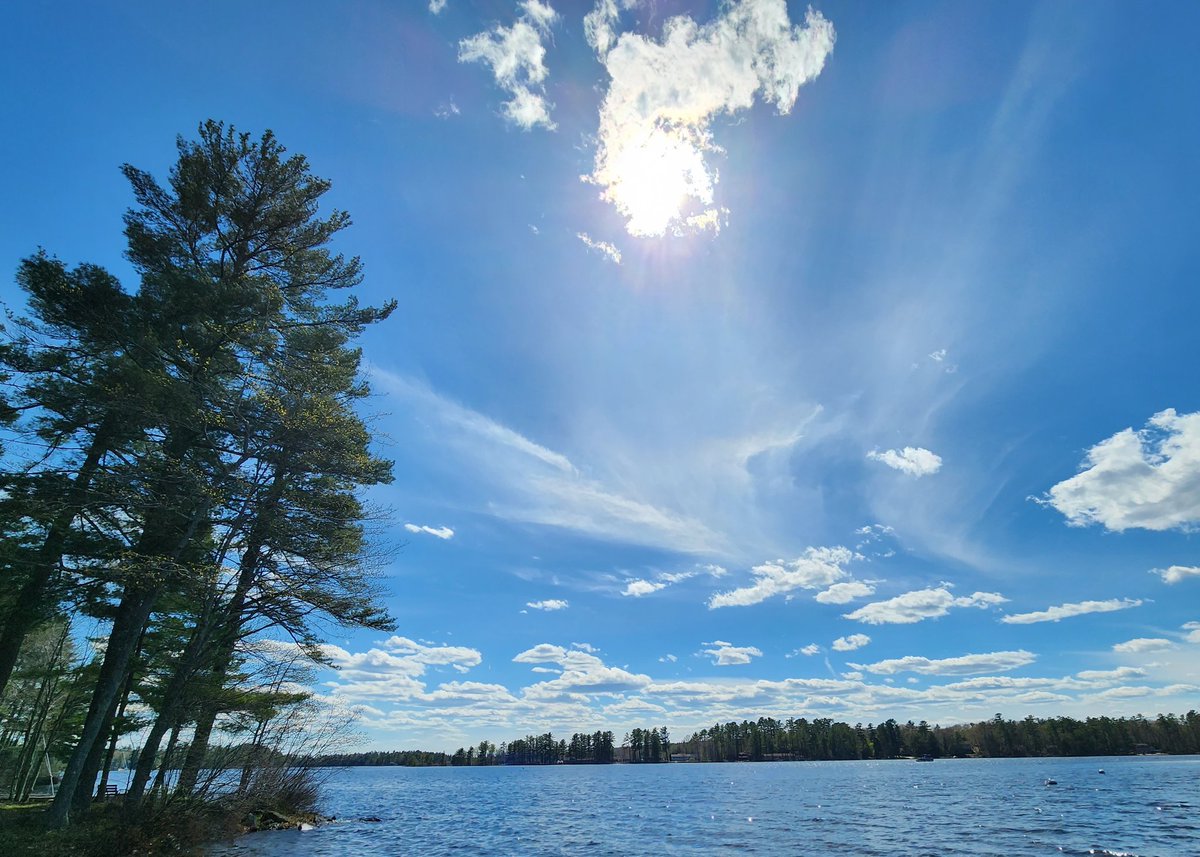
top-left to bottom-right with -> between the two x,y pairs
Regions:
96,629 -> 144,799
148,720 -> 181,801
48,468 -> 213,827
124,619 -> 213,810
0,419 -> 113,700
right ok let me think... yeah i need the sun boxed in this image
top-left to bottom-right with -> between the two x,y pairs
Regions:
597,125 -> 721,238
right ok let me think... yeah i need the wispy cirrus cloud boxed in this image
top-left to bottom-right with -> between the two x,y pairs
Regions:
577,232 -> 622,264
368,368 -> 724,555
460,1 -> 559,131
1001,598 -> 1141,624
584,0 -> 835,236
867,446 -> 943,477
844,586 -> 1006,625
1040,409 -> 1200,532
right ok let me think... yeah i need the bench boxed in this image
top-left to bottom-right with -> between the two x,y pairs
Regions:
100,784 -> 119,799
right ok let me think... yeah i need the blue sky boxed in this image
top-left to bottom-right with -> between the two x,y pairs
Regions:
3,0 -> 1199,751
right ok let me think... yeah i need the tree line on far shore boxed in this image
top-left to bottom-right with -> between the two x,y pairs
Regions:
313,711 -> 1200,767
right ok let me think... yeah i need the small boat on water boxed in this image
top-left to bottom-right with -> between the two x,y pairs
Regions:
916,755 -> 934,762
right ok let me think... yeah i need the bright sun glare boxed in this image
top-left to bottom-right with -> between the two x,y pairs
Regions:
600,126 -> 722,238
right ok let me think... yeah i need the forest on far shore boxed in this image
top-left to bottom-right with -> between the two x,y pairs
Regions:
312,710 -> 1200,768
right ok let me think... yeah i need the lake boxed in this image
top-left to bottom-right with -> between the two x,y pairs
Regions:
213,756 -> 1199,856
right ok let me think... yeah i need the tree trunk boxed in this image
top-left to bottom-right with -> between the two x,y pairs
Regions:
0,420 -> 113,700
96,632 -> 143,799
124,619 -> 213,810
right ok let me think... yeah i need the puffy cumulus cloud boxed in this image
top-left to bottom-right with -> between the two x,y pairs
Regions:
459,1 -> 559,131
867,446 -> 942,477
850,650 -> 1036,677
623,579 -> 665,597
382,636 -> 483,672
1001,598 -> 1142,625
787,643 -> 821,658
577,232 -> 622,264
1112,637 -> 1174,653
513,643 -> 567,663
1184,621 -> 1200,644
831,634 -> 871,652
844,587 -> 1006,625
514,643 -> 651,695
429,0 -> 447,13
526,598 -> 569,611
708,546 -> 854,608
585,0 -> 835,237
702,640 -> 764,666
658,653 -> 678,663
1040,409 -> 1200,532
814,580 -> 876,605
1154,565 -> 1200,585
404,523 -> 454,539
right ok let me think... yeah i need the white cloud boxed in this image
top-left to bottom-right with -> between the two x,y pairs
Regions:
658,653 -> 678,663
787,644 -> 821,658
583,0 -> 637,58
434,99 -> 460,119
1040,409 -> 1200,532
429,0 -> 447,13
1112,638 -> 1175,653
514,643 -> 651,694
404,523 -> 455,540
852,650 -> 1036,676
577,232 -> 623,264
814,580 -> 876,604
831,634 -> 871,652
844,587 -> 1006,625
1154,565 -> 1200,585
369,369 -> 724,555
1001,598 -> 1142,625
867,446 -> 942,477
1184,622 -> 1200,644
526,599 -> 569,611
708,546 -> 854,608
621,564 -> 724,598
1075,667 -> 1146,682
572,642 -> 599,653
585,0 -> 835,236
702,640 -> 764,666
459,1 -> 559,131
622,579 -> 666,597
928,349 -> 947,362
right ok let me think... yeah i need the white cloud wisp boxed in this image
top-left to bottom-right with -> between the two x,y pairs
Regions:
460,1 -> 560,131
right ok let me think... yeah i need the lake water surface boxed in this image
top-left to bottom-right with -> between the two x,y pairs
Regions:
214,755 -> 1199,856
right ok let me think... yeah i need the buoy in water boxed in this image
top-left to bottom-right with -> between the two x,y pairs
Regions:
1098,769 -> 1105,774
1045,779 -> 1057,786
